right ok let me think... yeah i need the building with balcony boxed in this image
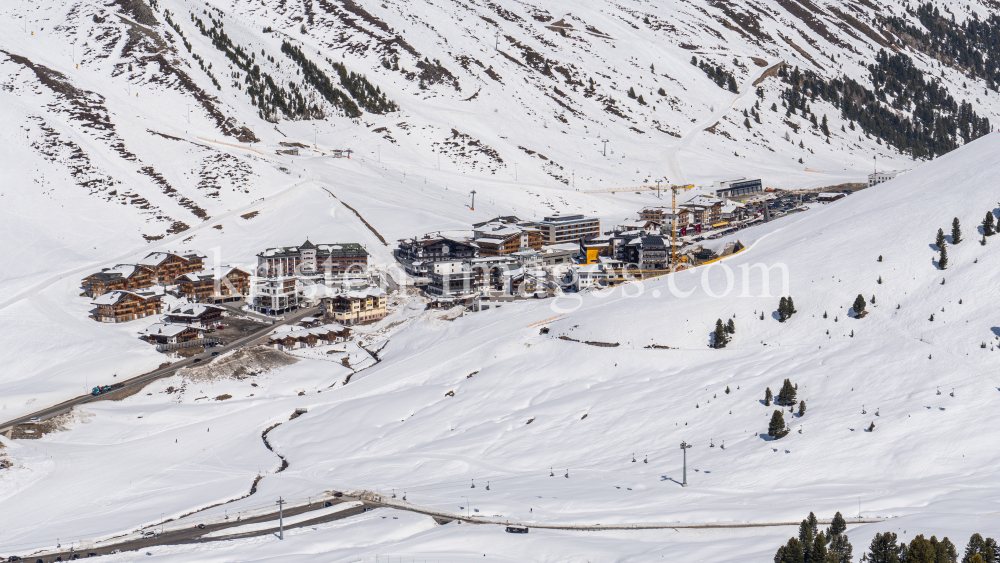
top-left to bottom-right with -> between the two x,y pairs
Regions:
175,267 -> 250,303
92,291 -> 162,323
322,287 -> 386,325
532,213 -> 600,244
256,240 -> 369,279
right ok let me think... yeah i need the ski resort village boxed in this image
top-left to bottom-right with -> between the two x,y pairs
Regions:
5,0 -> 1000,561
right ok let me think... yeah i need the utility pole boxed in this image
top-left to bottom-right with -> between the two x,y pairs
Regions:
276,497 -> 286,539
470,189 -> 476,211
680,441 -> 692,486
602,139 -> 609,156
656,179 -> 662,199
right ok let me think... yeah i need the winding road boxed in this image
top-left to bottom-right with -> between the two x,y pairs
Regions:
0,306 -> 321,433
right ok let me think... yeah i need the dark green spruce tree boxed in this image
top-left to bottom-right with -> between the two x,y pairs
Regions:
827,512 -> 854,563
853,294 -> 867,315
952,217 -> 962,244
788,296 -> 797,315
726,318 -> 736,334
779,297 -> 790,322
775,537 -> 805,563
765,387 -> 773,406
963,533 -> 998,563
777,378 -> 797,406
861,531 -> 901,563
984,212 -> 995,237
713,319 -> 728,348
936,228 -> 946,249
769,409 -> 789,439
940,242 -> 949,270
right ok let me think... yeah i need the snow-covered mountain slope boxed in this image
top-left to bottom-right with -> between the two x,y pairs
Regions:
3,128 -> 1000,559
3,0 -> 996,269
5,0 -> 1000,559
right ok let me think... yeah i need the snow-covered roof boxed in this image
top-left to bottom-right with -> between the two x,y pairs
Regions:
166,303 -> 222,318
92,290 -> 154,305
143,323 -> 197,337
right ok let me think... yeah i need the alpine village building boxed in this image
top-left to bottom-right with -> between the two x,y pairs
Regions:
92,291 -> 162,323
83,265 -> 154,298
256,240 -> 369,278
175,267 -> 251,303
322,287 -> 387,325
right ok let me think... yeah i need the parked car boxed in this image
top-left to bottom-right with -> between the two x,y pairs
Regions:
192,358 -> 202,363
197,524 -> 206,529
28,417 -> 39,423
211,352 -> 219,356
505,526 -> 529,534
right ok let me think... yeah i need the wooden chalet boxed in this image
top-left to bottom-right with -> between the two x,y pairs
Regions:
164,303 -> 225,327
138,251 -> 206,284
142,323 -> 204,344
270,325 -> 352,350
174,266 -> 250,302
82,265 -> 154,297
92,291 -> 162,323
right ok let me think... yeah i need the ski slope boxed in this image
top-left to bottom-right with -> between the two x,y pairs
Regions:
3,133 -> 1000,560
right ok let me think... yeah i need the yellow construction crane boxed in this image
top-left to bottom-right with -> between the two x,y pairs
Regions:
670,184 -> 695,267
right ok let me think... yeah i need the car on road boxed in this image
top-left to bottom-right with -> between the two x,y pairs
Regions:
505,525 -> 529,533
211,352 -> 219,356
192,358 -> 202,363
142,531 -> 155,537
28,417 -> 40,423
197,523 -> 206,529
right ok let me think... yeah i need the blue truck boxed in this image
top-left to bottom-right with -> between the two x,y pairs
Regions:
91,383 -> 125,396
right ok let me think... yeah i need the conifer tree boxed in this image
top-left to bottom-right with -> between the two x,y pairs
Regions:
777,378 -> 797,406
829,533 -> 854,563
984,212 -> 995,236
788,296 -> 797,314
769,410 -> 789,439
853,294 -> 867,315
952,217 -> 963,244
726,318 -> 736,334
810,532 -> 828,563
940,243 -> 949,270
863,532 -> 901,563
744,117 -> 752,129
829,512 -> 847,537
963,533 -> 998,563
779,297 -> 789,322
799,400 -> 806,416
936,228 -> 946,249
775,537 -> 805,563
765,387 -> 773,406
713,319 -> 728,348
799,518 -> 815,556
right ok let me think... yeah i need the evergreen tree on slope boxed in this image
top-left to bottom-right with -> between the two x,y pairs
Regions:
769,410 -> 789,439
777,378 -> 798,406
